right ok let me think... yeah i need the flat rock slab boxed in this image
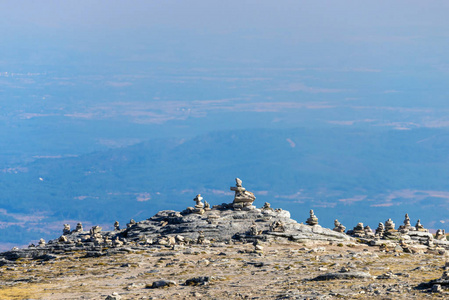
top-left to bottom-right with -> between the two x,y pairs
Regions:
312,271 -> 373,281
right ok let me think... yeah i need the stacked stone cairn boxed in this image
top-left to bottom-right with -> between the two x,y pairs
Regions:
230,178 -> 256,210
305,209 -> 318,226
382,218 -> 401,239
435,229 -> 447,241
75,222 -> 83,233
114,221 -> 120,231
415,219 -> 427,232
349,223 -> 365,237
127,219 -> 136,228
375,222 -> 385,237
398,213 -> 413,232
364,225 -> 374,238
262,202 -> 274,211
193,194 -> 205,214
182,194 -> 207,215
333,219 -> 346,233
63,224 -> 71,235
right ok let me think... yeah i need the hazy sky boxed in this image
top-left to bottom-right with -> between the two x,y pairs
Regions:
2,1 -> 448,71
1,1 -> 449,156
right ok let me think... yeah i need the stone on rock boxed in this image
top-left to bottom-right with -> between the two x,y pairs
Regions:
38,238 -> 46,247
114,221 -> 120,231
105,292 -> 122,300
415,219 -> 427,232
432,284 -> 443,293
147,280 -> 177,289
90,225 -> 102,235
127,219 -> 136,228
262,202 -> 273,211
63,224 -> 71,235
185,276 -> 212,286
75,222 -> 83,232
204,200 -> 211,211
270,220 -> 285,232
197,231 -> 205,244
312,271 -> 372,281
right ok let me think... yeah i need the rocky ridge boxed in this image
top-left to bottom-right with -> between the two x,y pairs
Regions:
1,178 -> 449,299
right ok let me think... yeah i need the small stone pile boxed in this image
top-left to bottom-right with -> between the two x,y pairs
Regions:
333,219 -> 346,233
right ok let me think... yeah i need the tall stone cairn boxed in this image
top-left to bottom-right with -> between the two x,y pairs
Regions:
230,178 -> 256,210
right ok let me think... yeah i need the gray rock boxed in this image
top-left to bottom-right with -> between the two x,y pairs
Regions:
185,276 -> 212,286
105,292 -> 122,300
312,271 -> 372,281
148,280 -> 177,288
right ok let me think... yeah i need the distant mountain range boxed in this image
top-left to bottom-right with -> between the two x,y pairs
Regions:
2,126 -> 449,248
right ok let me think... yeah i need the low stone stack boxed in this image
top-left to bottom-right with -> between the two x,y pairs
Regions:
364,225 -> 374,238
333,219 -> 346,233
350,223 -> 365,237
63,224 -> 71,235
75,223 -> 83,233
383,218 -> 401,239
375,222 -> 385,237
415,219 -> 427,232
435,229 -> 447,241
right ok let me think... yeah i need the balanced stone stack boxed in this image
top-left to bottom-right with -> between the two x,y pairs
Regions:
75,222 -> 83,233
350,223 -> 365,237
230,178 -> 256,210
383,218 -> 401,239
364,225 -> 374,238
333,219 -> 346,233
385,219 -> 395,231
63,224 -> 71,235
398,213 -> 414,232
415,219 -> 427,232
193,194 -> 205,214
435,229 -> 446,241
306,209 -> 319,226
375,222 -> 385,237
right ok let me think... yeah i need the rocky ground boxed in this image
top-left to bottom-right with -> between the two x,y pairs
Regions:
1,240 -> 449,299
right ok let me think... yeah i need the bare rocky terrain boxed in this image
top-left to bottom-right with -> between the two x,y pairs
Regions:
1,179 -> 449,299
1,241 -> 449,299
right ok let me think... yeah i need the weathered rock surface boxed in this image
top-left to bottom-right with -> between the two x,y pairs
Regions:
312,271 -> 373,281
